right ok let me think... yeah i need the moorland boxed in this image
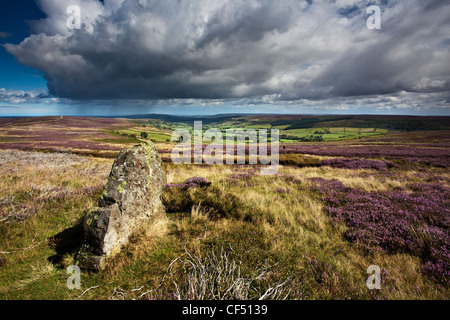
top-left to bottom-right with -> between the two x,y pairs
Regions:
0,114 -> 448,299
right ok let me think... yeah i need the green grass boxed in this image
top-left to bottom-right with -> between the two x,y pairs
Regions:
281,127 -> 387,141
114,127 -> 173,143
0,193 -> 99,299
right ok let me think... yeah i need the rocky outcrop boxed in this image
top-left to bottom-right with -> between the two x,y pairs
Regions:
76,142 -> 165,271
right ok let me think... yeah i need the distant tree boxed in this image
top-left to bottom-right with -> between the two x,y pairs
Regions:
140,132 -> 149,139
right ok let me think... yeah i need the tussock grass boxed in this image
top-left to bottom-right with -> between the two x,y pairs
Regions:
165,246 -> 292,300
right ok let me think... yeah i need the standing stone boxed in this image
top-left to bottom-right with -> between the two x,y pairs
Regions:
76,142 -> 165,271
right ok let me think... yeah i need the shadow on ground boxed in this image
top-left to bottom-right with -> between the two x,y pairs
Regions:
47,221 -> 84,268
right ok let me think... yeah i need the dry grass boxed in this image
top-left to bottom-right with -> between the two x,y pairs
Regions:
0,149 -> 112,195
165,246 -> 292,300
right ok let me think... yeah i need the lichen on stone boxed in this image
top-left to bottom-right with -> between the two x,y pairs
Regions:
76,142 -> 165,271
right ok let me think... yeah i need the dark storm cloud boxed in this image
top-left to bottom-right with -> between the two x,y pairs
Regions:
3,0 -> 450,104
313,0 -> 450,98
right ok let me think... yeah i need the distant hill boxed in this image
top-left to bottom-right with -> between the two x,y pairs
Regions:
2,114 -> 448,131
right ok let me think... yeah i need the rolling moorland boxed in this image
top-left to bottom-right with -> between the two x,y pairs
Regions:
0,114 -> 449,300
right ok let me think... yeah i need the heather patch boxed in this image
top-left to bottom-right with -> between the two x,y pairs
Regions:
281,145 -> 450,168
228,171 -> 257,187
310,178 -> 450,285
0,117 -> 136,158
276,188 -> 290,194
230,172 -> 254,181
302,254 -> 334,286
320,158 -> 394,171
166,176 -> 211,189
0,185 -> 103,223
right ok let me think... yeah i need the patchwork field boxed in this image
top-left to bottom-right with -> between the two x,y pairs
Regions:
0,115 -> 449,300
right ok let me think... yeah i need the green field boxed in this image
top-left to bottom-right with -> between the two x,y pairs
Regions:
114,126 -> 174,143
129,116 -> 392,144
283,127 -> 388,141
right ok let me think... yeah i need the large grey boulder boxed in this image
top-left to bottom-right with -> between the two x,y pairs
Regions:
76,142 -> 165,271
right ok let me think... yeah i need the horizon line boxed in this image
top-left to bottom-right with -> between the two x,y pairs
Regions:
1,113 -> 450,118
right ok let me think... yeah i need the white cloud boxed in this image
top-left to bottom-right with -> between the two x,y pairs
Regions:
0,88 -> 58,104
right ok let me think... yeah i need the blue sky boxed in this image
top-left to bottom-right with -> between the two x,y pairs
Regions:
1,0 -> 449,116
0,1 -> 46,91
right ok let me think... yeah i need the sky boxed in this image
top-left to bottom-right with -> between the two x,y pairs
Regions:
0,0 -> 449,116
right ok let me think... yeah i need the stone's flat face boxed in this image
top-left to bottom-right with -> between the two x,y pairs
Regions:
99,143 -> 165,209
76,142 -> 166,271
